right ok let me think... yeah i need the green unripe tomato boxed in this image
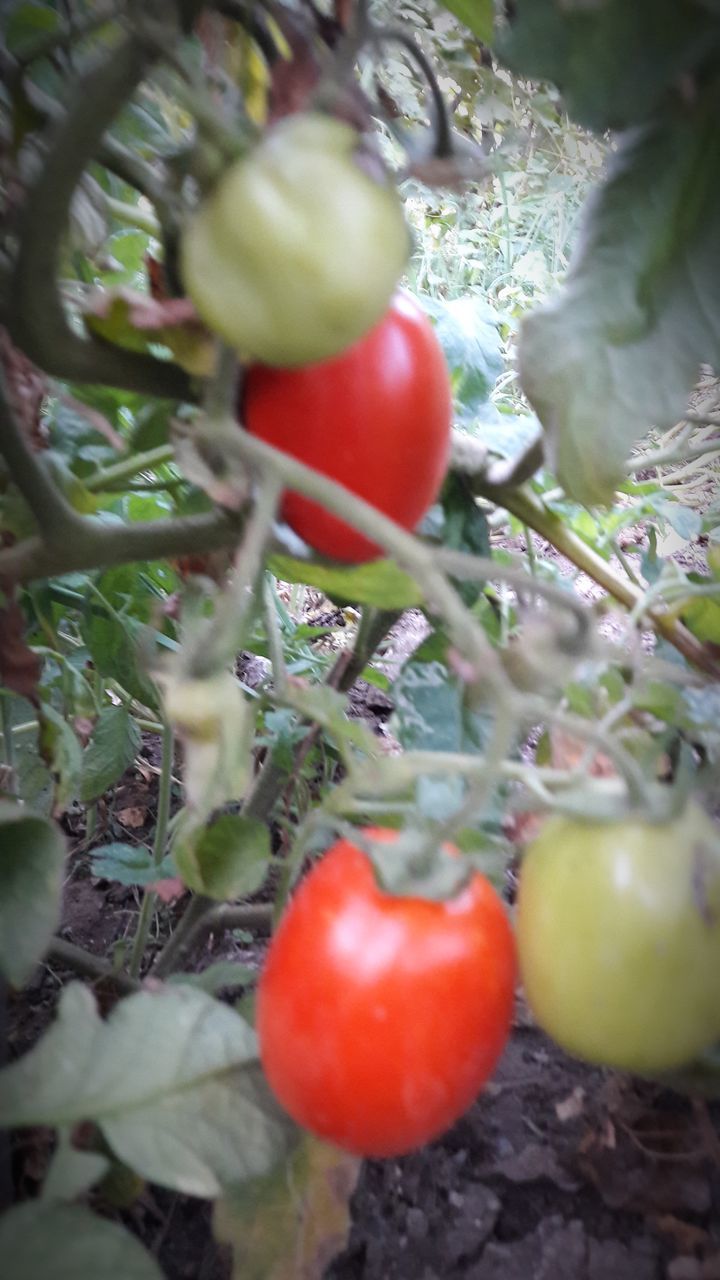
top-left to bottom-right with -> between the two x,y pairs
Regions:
180,113 -> 410,367
517,801 -> 720,1074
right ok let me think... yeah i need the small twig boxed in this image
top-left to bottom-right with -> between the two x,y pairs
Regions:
370,26 -> 453,157
0,370 -> 82,539
0,978 -> 13,1210
46,937 -> 141,995
128,721 -> 174,979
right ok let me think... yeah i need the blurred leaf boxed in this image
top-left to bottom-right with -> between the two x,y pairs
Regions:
496,0 -> 720,131
520,97 -> 720,505
0,804 -> 65,987
42,1131 -> 109,1203
169,961 -> 257,994
215,1135 -> 360,1280
174,814 -> 270,900
0,984 -> 296,1197
439,0 -> 494,44
90,842 -> 175,887
0,1202 -> 163,1280
5,2 -> 60,57
79,706 -> 141,803
268,554 -> 421,609
84,289 -> 216,376
39,703 -> 82,811
680,593 -> 720,644
424,294 -> 503,421
437,473 -> 490,605
87,612 -> 159,710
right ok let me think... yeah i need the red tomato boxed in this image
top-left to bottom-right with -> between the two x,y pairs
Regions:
257,829 -> 516,1157
242,293 -> 452,562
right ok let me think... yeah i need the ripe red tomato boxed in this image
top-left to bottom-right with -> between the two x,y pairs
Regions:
257,829 -> 516,1157
242,292 -> 452,562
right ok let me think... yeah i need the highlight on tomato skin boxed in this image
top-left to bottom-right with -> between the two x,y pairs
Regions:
256,829 -> 517,1158
242,292 -> 453,564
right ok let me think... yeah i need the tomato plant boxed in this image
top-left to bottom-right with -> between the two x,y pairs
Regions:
181,112 -> 410,367
257,828 -> 517,1157
516,802 -> 720,1074
242,292 -> 452,562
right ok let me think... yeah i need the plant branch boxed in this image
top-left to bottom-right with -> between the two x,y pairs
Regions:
46,937 -> 141,994
0,508 -> 243,586
0,371 -> 83,540
499,487 -> 720,680
6,28 -> 191,398
85,445 -> 175,493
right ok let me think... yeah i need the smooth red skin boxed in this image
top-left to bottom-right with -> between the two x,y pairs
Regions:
257,831 -> 517,1158
242,293 -> 452,562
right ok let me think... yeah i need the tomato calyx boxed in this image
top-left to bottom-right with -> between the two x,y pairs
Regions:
363,828 -> 472,901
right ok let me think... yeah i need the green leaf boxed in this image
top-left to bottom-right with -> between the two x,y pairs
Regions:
268,554 -> 420,609
680,594 -> 720,644
424,294 -> 503,421
391,635 -> 499,821
5,3 -> 60,58
79,706 -> 141,803
0,804 -> 65,987
438,0 -> 494,44
0,984 -> 295,1197
0,1202 -> 163,1280
169,962 -> 257,995
496,0 -> 720,132
90,842 -> 175,887
87,612 -> 159,710
174,815 -> 270,901
519,97 -> 720,505
39,703 -> 82,811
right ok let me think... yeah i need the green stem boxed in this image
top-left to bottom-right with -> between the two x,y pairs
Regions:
85,445 -> 175,493
128,721 -> 174,979
0,699 -> 15,781
0,370 -> 81,538
7,29 -> 191,398
46,937 -> 140,994
497,487 -> 720,680
105,197 -> 161,238
0,506 -> 242,584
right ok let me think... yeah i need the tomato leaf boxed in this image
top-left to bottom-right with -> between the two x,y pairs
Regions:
79,706 -> 141,803
90,842 -> 176,887
437,0 -> 494,44
174,814 -> 270,901
0,804 -> 65,988
496,0 -> 720,131
214,1135 -> 360,1280
268,553 -> 421,609
519,96 -> 720,505
0,984 -> 296,1197
38,702 -> 83,811
0,1202 -> 163,1280
424,294 -> 503,422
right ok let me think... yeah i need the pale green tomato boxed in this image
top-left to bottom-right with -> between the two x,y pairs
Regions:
180,113 -> 410,367
517,802 -> 720,1073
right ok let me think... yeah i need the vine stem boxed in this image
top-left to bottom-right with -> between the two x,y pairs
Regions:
128,720 -> 174,980
46,938 -> 140,995
496,487 -> 720,680
85,445 -> 175,493
0,978 -> 13,1210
